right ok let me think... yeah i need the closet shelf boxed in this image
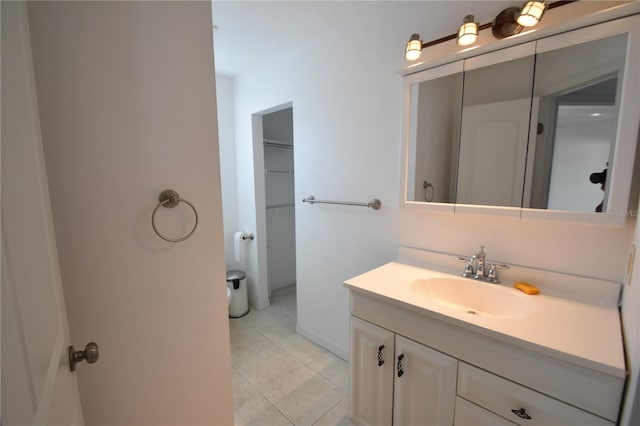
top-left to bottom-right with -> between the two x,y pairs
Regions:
265,169 -> 294,175
266,203 -> 295,209
264,139 -> 294,149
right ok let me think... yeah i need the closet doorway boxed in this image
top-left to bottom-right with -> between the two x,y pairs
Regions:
261,106 -> 296,312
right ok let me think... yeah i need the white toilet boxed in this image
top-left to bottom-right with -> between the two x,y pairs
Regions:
226,287 -> 232,306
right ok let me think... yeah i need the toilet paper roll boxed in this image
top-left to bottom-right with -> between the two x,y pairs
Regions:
234,231 -> 249,264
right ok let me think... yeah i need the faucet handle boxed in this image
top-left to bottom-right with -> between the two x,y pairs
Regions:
487,263 -> 500,284
458,255 -> 476,277
463,261 -> 474,277
487,263 -> 509,283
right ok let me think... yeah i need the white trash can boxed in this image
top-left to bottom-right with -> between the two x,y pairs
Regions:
227,270 -> 249,318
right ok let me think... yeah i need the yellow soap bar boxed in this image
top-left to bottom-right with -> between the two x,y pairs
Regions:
514,282 -> 540,295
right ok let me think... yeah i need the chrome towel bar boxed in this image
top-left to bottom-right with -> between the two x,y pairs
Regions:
302,195 -> 382,210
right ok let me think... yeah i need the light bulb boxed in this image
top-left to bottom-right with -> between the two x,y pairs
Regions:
457,15 -> 478,47
405,34 -> 423,61
517,1 -> 546,27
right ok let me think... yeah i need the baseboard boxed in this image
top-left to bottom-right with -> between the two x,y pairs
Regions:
295,324 -> 349,361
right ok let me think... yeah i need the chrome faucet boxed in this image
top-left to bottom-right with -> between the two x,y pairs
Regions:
459,246 -> 507,284
475,246 -> 486,278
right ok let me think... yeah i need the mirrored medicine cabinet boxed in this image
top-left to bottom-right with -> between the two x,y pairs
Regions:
402,15 -> 639,225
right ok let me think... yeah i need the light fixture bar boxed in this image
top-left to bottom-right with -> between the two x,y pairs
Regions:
544,0 -> 576,12
406,0 -> 575,59
422,22 -> 491,48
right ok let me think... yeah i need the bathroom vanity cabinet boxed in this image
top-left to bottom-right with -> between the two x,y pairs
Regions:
349,294 -> 618,426
350,316 -> 457,426
345,256 -> 625,426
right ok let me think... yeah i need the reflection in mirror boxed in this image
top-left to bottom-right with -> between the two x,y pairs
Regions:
404,27 -> 633,218
456,54 -> 535,207
525,34 -> 627,213
407,69 -> 463,203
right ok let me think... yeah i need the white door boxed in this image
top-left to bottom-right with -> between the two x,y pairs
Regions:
393,335 -> 458,426
457,98 -> 531,207
349,317 -> 395,426
21,2 -> 233,425
1,2 -> 84,424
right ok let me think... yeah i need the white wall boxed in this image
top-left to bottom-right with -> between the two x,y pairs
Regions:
217,75 -> 241,269
226,1 -> 635,361
231,3 -> 401,352
28,2 -> 233,424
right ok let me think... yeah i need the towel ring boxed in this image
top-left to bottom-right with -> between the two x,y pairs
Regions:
423,181 -> 434,202
152,189 -> 198,242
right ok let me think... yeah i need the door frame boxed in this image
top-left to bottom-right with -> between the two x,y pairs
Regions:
251,101 -> 294,309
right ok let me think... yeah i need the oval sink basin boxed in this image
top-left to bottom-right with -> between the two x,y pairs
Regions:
411,277 -> 534,319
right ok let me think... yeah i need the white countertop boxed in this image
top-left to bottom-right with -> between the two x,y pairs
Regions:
344,261 -> 626,378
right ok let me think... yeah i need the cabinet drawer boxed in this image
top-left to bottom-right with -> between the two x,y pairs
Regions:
457,363 -> 613,426
454,397 -> 517,426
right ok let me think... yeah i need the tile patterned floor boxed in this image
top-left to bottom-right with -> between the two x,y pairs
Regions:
229,285 -> 354,426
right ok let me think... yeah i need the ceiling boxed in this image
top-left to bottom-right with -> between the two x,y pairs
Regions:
211,1 -> 514,78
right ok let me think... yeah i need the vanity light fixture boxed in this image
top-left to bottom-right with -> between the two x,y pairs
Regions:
457,15 -> 479,46
517,1 -> 547,27
404,0 -> 575,61
405,33 -> 423,61
492,6 -> 525,39
493,0 -> 568,38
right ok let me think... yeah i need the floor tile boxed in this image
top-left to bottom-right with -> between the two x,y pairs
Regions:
230,326 -> 275,364
243,305 -> 296,342
308,350 -> 349,391
235,344 -> 306,388
278,334 -> 329,365
232,368 -> 259,409
230,292 -> 352,426
271,284 -> 296,299
313,397 -> 355,426
234,392 -> 294,426
229,315 -> 250,332
271,285 -> 297,317
260,366 -> 347,426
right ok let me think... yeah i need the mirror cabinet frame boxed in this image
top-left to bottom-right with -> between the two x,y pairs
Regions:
401,13 -> 640,226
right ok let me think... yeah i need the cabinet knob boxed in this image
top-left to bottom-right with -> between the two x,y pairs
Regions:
397,354 -> 405,377
377,345 -> 385,366
511,408 -> 532,420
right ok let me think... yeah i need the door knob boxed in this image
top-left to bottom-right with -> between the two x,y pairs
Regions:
69,342 -> 99,371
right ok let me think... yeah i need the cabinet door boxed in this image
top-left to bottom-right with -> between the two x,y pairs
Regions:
350,317 -> 395,426
393,335 -> 457,426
